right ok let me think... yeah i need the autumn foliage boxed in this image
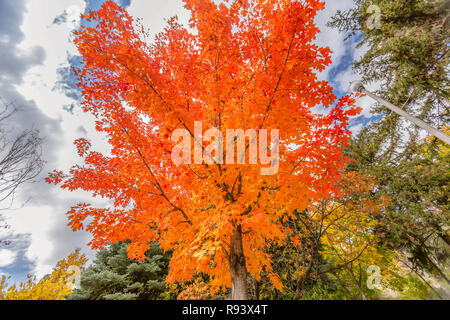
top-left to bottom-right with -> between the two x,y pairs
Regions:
47,0 -> 361,298
0,249 -> 87,300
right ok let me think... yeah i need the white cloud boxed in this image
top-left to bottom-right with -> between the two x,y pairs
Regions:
3,0 -> 102,279
17,0 -> 85,121
314,1 -> 380,127
3,208 -> 53,276
349,122 -> 364,135
0,249 -> 17,267
314,0 -> 355,81
127,0 -> 191,41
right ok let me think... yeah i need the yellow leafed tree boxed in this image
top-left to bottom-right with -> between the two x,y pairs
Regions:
0,249 -> 87,300
290,172 -> 401,299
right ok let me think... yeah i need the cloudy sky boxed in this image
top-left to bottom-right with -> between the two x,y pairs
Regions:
0,0 -> 377,283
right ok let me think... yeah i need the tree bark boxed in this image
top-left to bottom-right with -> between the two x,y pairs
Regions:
425,254 -> 450,285
228,225 -> 249,300
294,260 -> 313,300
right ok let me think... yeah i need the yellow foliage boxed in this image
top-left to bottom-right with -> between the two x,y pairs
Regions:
313,172 -> 400,292
177,278 -> 212,300
0,249 -> 87,300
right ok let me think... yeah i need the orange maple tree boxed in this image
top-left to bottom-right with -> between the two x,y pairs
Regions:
47,0 -> 361,299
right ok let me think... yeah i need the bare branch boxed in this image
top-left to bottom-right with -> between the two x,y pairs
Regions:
0,100 -> 44,207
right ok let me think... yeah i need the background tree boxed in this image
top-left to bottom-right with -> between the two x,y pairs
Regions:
47,0 -> 360,299
0,99 -> 44,247
252,172 -> 446,299
176,278 -> 217,300
0,249 -> 87,300
329,0 -> 448,128
68,241 -> 171,300
254,172 -> 400,300
329,0 -> 449,287
0,99 -> 43,207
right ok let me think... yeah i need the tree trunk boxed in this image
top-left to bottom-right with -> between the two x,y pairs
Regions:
228,225 -> 249,300
441,233 -> 450,247
294,258 -> 313,300
426,254 -> 450,285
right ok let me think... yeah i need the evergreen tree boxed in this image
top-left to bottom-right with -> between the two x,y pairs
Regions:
329,0 -> 449,123
329,0 -> 449,286
67,242 -> 171,300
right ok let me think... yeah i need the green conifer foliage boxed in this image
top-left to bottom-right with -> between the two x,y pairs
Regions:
329,0 -> 449,285
67,242 -> 171,300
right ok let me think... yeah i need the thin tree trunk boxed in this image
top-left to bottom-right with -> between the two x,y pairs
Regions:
441,233 -> 450,247
248,276 -> 259,300
294,257 -> 314,300
400,259 -> 444,300
407,238 -> 450,285
229,225 -> 249,300
425,254 -> 450,285
331,271 -> 358,299
429,221 -> 450,247
346,267 -> 367,300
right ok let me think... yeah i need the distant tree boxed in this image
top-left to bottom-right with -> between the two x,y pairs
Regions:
329,0 -> 450,286
253,172 -> 446,300
176,278 -> 215,300
255,172 -> 400,300
0,249 -> 87,300
0,99 -> 44,247
68,242 -> 171,300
